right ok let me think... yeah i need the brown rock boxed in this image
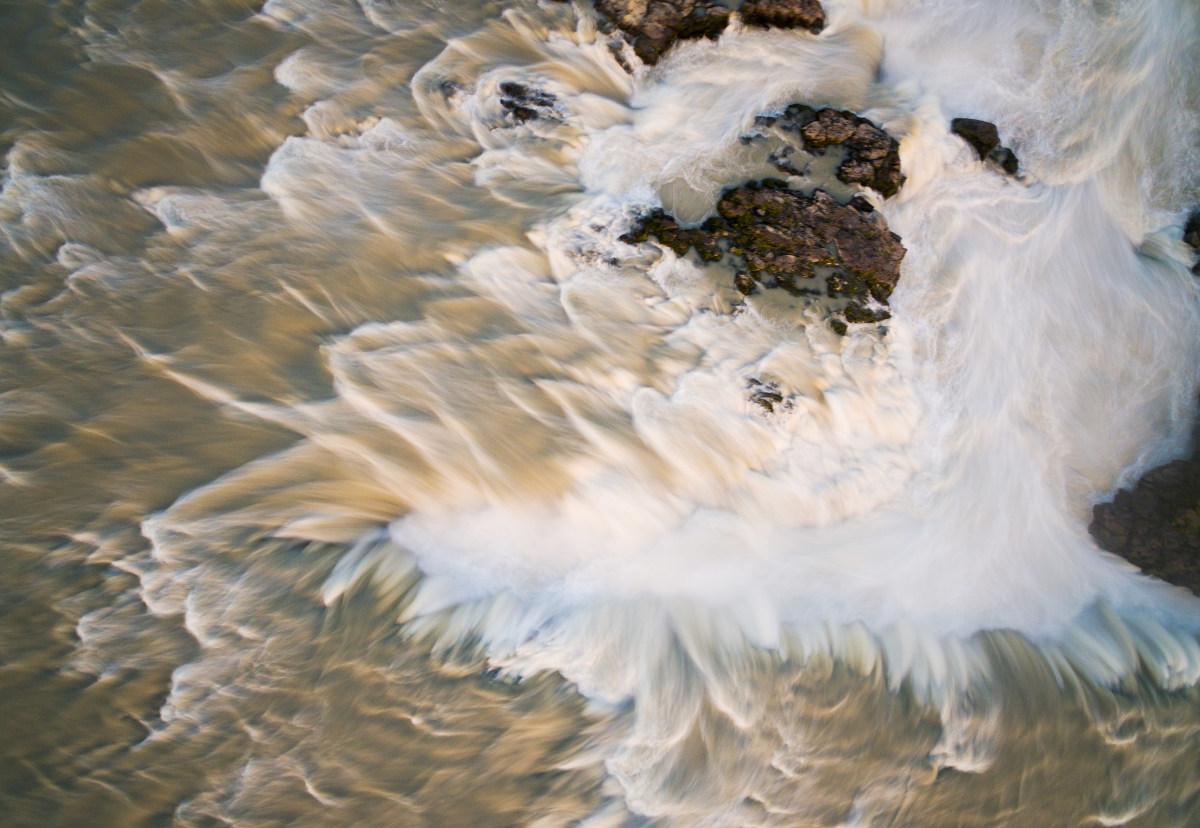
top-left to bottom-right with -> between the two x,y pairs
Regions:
594,0 -> 732,65
740,0 -> 826,34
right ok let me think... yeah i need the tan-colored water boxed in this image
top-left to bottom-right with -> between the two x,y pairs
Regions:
3,0 -> 1200,824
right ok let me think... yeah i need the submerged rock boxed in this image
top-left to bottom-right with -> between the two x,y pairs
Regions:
498,81 -> 557,123
951,117 -> 1019,176
740,0 -> 826,33
593,0 -> 732,65
1090,456 -> 1200,596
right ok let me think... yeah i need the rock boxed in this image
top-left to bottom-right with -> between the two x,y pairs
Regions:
1090,456 -> 1200,596
951,117 -> 1020,176
1185,211 -> 1200,275
1185,212 -> 1200,250
798,108 -> 905,198
593,0 -> 732,65
950,118 -> 999,158
746,377 -> 791,413
498,81 -> 557,123
740,0 -> 826,33
716,183 -> 905,302
622,180 -> 905,319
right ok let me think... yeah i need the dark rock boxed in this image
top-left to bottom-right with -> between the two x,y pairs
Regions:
798,108 -> 905,198
1185,211 -> 1200,275
1185,212 -> 1200,251
1090,456 -> 1200,596
950,118 -> 999,159
593,0 -> 732,65
740,0 -> 826,34
951,116 -> 1020,176
988,146 -> 1019,176
499,81 -> 557,123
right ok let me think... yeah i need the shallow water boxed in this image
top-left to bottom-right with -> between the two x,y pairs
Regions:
3,0 -> 1200,824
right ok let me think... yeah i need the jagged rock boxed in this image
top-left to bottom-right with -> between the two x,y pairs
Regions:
740,0 -> 826,33
1090,456 -> 1200,596
593,0 -> 731,65
499,81 -> 557,123
951,117 -> 1020,176
1185,211 -> 1200,275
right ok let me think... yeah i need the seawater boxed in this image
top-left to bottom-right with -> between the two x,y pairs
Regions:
3,0 -> 1200,824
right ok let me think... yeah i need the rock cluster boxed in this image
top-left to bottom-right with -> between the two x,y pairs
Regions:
1090,455 -> 1200,595
950,117 -> 1019,176
588,0 -> 826,65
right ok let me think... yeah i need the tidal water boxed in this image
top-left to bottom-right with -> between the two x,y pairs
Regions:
3,0 -> 1200,825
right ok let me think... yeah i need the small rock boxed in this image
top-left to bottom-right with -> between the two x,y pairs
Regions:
740,0 -> 826,34
1185,211 -> 1200,274
950,118 -> 999,158
951,116 -> 1020,176
498,81 -> 558,123
747,377 -> 791,413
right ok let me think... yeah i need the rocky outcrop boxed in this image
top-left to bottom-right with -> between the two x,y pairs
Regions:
587,0 -> 826,65
740,0 -> 825,33
1090,454 -> 1200,595
951,117 -> 1019,176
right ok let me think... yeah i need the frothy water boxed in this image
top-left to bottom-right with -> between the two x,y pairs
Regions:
5,0 -> 1200,823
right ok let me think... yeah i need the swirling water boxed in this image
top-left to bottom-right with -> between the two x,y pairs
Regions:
3,0 -> 1200,824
